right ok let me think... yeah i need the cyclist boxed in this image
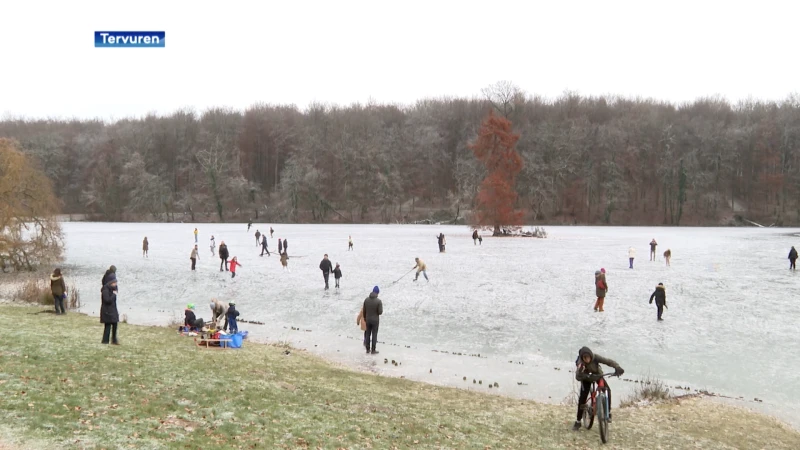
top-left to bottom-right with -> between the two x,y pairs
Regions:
572,346 -> 624,431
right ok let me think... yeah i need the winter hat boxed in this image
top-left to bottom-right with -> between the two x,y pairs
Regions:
229,300 -> 236,306
187,303 -> 195,309
336,263 -> 340,267
372,286 -> 380,294
600,268 -> 606,273
109,265 -> 117,272
105,272 -> 117,284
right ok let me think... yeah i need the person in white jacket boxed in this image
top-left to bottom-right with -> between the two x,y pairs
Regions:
628,247 -> 636,269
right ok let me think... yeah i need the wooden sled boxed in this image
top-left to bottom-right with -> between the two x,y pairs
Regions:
194,337 -> 232,349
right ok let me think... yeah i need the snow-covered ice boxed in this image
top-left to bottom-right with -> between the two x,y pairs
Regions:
57,223 -> 800,427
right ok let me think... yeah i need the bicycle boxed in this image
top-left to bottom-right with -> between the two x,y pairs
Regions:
581,372 -> 618,444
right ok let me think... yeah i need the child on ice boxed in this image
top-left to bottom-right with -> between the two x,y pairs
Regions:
334,263 -> 342,288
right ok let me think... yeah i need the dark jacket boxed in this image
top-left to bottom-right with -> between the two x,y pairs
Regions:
362,292 -> 383,323
595,271 -> 607,298
437,234 -> 444,245
261,236 -> 267,247
184,309 -> 197,327
333,267 -> 342,279
575,347 -> 621,382
50,274 -> 66,296
649,285 -> 666,306
283,239 -> 288,250
319,259 -> 333,274
219,244 -> 229,259
100,283 -> 119,324
472,230 -> 478,239
790,248 -> 798,260
226,305 -> 240,322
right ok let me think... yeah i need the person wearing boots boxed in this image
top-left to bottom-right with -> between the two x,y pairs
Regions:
362,286 -> 383,354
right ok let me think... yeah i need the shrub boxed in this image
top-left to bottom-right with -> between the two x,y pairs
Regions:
620,373 -> 671,407
14,279 -> 52,305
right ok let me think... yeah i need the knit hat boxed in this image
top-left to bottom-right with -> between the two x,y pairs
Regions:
109,265 -> 117,272
105,272 -> 117,284
600,268 -> 606,273
187,303 -> 195,309
229,300 -> 236,306
372,286 -> 380,294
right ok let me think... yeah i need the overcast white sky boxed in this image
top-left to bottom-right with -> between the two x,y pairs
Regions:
1,0 -> 798,120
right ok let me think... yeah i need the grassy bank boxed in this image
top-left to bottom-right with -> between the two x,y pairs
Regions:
1,305 -> 798,450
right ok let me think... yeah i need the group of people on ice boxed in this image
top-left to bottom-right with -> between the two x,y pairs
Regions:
627,238 -> 671,269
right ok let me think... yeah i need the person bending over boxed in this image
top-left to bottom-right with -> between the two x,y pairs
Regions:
572,346 -> 624,431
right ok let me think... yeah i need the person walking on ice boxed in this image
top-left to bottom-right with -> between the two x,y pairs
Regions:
255,229 -> 261,246
348,236 -> 353,251
247,220 -> 252,232
280,251 -> 289,271
270,227 -> 274,238
594,268 -> 607,312
413,257 -> 429,282
190,245 -> 200,271
142,237 -> 149,258
790,246 -> 798,271
229,256 -> 242,279
260,235 -> 270,256
472,229 -> 479,245
283,238 -> 289,256
194,228 -> 199,243
333,263 -> 342,289
218,241 -> 229,271
210,235 -> 216,256
319,254 -> 333,290
663,249 -> 672,266
649,283 -> 667,321
278,238 -> 283,255
649,238 -> 658,261
628,246 -> 636,269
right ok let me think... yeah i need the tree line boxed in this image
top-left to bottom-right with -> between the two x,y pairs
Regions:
3,83 -> 800,226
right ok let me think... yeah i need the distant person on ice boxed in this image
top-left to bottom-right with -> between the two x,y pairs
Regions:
229,256 -> 242,279
790,246 -> 798,271
663,249 -> 672,266
649,238 -> 658,261
190,245 -> 200,271
194,228 -> 199,243
255,229 -> 261,246
413,257 -> 429,282
278,238 -> 283,254
628,246 -> 636,269
572,347 -> 624,431
362,286 -> 383,354
594,269 -> 607,312
142,237 -> 149,258
333,263 -> 342,289
210,235 -> 216,256
270,227 -> 274,238
437,233 -> 446,252
348,236 -> 353,251
260,235 -> 270,256
219,241 -> 229,271
283,238 -> 289,256
472,230 -> 479,245
247,220 -> 252,231
649,283 -> 667,321
319,254 -> 333,290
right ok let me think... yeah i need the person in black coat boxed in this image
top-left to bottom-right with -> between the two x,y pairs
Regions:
283,238 -> 288,256
333,263 -> 342,289
789,246 -> 798,271
260,235 -> 270,256
218,242 -> 229,271
101,265 -> 117,286
648,283 -> 667,321
319,254 -> 333,290
100,273 -> 120,344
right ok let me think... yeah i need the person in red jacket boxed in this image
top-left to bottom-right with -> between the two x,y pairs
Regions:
229,256 -> 242,279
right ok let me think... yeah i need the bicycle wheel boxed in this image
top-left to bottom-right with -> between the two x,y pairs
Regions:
582,401 -> 594,430
597,393 -> 608,443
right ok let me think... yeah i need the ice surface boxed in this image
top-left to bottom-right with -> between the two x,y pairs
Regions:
56,223 -> 800,427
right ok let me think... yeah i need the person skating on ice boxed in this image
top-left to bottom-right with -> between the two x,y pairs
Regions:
649,283 -> 668,321
413,257 -> 428,282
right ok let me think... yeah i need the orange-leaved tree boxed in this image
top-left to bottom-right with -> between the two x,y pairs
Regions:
469,110 -> 524,236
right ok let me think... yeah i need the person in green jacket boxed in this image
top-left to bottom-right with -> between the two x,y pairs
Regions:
572,346 -> 624,431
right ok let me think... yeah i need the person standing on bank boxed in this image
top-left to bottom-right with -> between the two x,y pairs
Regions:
50,268 -> 67,315
102,265 -> 117,286
362,286 -> 383,354
190,245 -> 200,270
649,238 -> 658,261
100,273 -> 120,345
142,237 -> 149,258
255,229 -> 261,246
628,246 -> 636,269
319,254 -> 333,290
219,241 -> 229,271
790,246 -> 798,271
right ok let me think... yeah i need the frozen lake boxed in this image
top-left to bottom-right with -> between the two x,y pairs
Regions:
55,223 -> 800,427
